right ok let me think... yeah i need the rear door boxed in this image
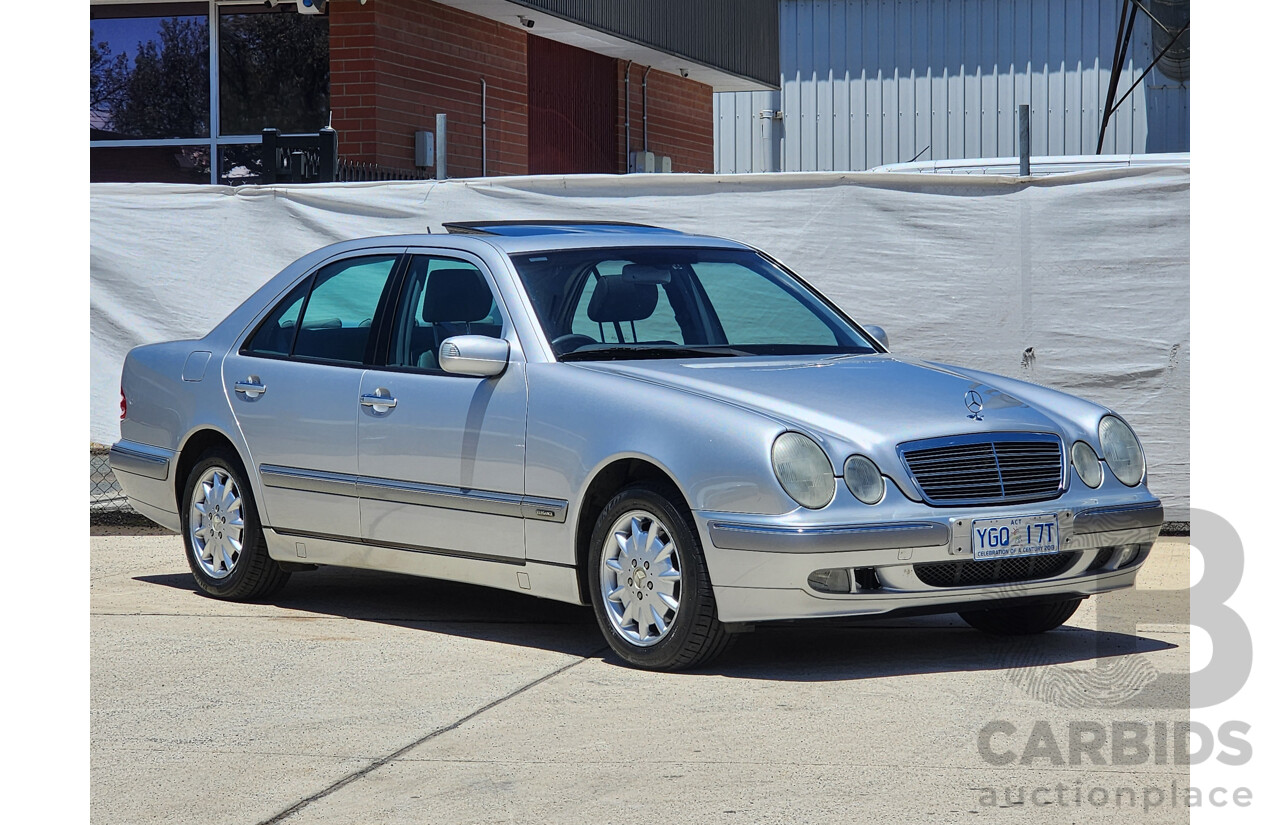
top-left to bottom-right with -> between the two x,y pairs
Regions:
357,252 -> 529,562
224,250 -> 402,539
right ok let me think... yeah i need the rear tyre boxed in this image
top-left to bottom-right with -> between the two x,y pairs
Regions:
587,483 -> 732,671
958,598 -> 1082,635
180,447 -> 289,601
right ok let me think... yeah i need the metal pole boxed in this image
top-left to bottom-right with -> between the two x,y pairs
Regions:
208,0 -> 219,184
1018,104 -> 1030,177
642,66 -> 653,152
480,78 -> 487,177
319,125 -> 337,183
1097,0 -> 1138,154
435,113 -> 447,180
623,61 -> 633,169
261,128 -> 278,184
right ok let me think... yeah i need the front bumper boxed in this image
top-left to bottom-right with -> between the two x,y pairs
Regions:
695,499 -> 1162,624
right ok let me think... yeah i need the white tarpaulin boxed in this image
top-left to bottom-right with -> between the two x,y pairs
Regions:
90,167 -> 1189,519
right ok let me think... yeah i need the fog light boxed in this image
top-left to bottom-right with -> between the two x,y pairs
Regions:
808,568 -> 852,593
1114,544 -> 1140,567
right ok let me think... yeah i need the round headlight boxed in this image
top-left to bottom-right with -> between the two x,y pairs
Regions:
772,432 -> 836,509
844,455 -> 886,504
1071,441 -> 1103,488
1098,415 -> 1145,486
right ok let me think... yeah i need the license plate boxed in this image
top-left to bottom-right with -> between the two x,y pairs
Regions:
972,515 -> 1059,561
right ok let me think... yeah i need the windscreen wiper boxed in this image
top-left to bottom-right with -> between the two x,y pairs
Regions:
560,345 -> 754,362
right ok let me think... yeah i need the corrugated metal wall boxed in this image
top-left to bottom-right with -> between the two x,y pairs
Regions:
715,0 -> 1189,172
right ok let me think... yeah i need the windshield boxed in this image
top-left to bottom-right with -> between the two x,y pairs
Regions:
509,247 -> 880,360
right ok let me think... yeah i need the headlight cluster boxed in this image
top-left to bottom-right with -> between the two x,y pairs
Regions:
771,434 -> 886,509
771,433 -> 836,509
1098,415 -> 1145,486
844,455 -> 885,504
1070,441 -> 1103,488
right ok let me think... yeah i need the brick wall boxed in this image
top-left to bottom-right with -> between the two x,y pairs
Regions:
616,64 -> 715,174
331,0 -> 714,177
330,0 -> 528,177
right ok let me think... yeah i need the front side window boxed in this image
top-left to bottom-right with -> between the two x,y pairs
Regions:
245,255 -> 397,364
387,257 -> 504,371
512,247 -> 876,360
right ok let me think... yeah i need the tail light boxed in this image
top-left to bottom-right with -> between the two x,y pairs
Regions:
120,385 -> 127,420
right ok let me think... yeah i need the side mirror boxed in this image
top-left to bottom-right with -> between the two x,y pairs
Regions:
864,325 -> 889,349
438,335 -> 510,377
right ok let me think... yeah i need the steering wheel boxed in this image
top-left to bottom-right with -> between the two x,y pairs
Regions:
551,334 -> 598,355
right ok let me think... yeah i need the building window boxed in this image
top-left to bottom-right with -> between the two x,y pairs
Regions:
90,2 -> 329,184
217,5 -> 329,137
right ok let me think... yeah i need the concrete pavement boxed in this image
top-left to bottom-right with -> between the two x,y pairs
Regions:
91,531 -> 1190,824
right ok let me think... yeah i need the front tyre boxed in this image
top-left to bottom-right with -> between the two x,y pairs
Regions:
958,597 -> 1082,635
180,447 -> 289,601
588,483 -> 731,671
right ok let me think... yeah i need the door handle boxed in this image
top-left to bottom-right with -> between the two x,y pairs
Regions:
234,378 -> 267,399
360,392 -> 397,411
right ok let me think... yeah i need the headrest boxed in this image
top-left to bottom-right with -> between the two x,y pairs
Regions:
421,268 -> 493,322
587,276 -> 659,323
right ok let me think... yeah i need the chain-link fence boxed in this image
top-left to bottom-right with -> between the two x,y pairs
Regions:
90,444 -> 133,514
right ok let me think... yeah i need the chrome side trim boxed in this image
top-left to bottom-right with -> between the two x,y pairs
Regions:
359,477 -> 525,518
708,520 -> 949,554
260,465 -> 357,497
108,441 -> 173,481
1074,501 -> 1165,535
274,527 -> 525,566
260,464 -> 568,523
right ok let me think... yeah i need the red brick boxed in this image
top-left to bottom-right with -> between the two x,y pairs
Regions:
331,0 -> 710,175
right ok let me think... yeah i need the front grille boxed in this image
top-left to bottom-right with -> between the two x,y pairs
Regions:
914,552 -> 1078,587
900,434 -> 1064,505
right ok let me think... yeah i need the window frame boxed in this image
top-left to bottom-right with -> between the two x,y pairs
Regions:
511,245 -> 887,361
238,250 -> 408,369
371,251 -> 515,378
89,0 -> 328,184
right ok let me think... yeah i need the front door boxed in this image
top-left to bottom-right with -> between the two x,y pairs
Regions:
357,253 -> 528,562
224,251 -> 401,538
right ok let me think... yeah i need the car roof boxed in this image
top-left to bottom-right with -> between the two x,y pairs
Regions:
324,223 -> 754,256
441,220 -> 686,237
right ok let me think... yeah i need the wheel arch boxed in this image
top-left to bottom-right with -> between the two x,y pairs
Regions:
173,427 -> 249,512
572,455 -> 693,604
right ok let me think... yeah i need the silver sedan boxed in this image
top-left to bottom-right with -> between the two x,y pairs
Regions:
111,222 -> 1162,670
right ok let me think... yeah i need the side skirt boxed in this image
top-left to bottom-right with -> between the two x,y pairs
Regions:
263,528 -> 585,606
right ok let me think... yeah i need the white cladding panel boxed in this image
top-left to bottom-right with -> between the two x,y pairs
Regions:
716,0 -> 1189,172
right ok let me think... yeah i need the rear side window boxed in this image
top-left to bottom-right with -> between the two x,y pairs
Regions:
244,279 -> 308,356
243,255 -> 398,364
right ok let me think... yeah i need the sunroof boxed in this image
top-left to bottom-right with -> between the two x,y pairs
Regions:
442,221 -> 685,237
